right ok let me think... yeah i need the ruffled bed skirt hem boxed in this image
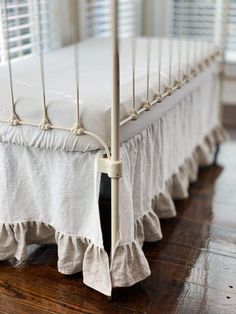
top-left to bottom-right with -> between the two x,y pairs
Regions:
111,123 -> 227,288
0,124 -> 227,295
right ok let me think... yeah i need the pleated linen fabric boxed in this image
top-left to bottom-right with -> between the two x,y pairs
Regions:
0,56 -> 227,295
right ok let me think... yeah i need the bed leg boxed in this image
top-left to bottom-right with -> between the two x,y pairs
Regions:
111,178 -> 120,259
110,0 -> 121,266
107,288 -> 119,302
213,143 -> 220,165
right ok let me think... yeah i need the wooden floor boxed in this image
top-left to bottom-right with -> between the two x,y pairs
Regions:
1,129 -> 236,314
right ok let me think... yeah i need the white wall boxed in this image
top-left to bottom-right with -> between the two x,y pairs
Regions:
58,0 -> 71,46
224,63 -> 236,105
58,0 -> 85,46
142,0 -> 169,37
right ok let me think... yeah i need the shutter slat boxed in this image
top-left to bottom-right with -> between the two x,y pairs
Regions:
0,0 -> 59,63
85,0 -> 136,38
170,0 -> 236,58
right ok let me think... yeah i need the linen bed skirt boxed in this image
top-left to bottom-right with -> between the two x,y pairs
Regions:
0,126 -> 226,296
0,75 -> 227,296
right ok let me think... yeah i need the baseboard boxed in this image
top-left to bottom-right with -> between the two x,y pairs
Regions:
223,104 -> 236,128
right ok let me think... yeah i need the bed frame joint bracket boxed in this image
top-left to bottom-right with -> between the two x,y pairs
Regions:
97,157 -> 123,178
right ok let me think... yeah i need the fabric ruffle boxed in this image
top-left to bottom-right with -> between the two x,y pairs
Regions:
135,209 -> 163,245
111,240 -> 151,287
0,124 -> 227,296
111,124 -> 227,289
0,221 -> 112,296
134,124 -> 227,240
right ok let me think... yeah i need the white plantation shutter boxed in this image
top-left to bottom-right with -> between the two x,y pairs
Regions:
169,0 -> 220,41
227,0 -> 236,56
0,0 -> 59,63
169,0 -> 236,60
84,0 -> 137,38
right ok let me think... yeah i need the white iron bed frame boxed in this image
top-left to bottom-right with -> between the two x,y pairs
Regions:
0,0 -> 227,296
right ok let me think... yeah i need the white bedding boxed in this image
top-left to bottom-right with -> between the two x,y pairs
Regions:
0,37 -> 219,152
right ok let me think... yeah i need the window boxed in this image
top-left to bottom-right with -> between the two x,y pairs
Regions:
227,0 -> 236,60
0,0 -> 59,63
169,0 -> 220,40
169,0 -> 236,62
84,0 -> 138,38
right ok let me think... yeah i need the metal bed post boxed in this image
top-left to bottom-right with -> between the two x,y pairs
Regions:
219,0 -> 230,120
111,0 -> 121,263
3,0 -> 20,126
214,0 -> 230,164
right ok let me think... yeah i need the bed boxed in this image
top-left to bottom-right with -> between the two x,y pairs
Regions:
0,1 -> 226,296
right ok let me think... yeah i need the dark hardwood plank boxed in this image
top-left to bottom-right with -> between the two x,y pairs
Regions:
0,263 -> 141,314
223,105 -> 236,128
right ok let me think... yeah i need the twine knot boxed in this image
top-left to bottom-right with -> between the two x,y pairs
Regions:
9,114 -> 20,126
40,117 -> 51,130
71,123 -> 85,135
165,86 -> 172,96
142,101 -> 151,111
174,80 -> 181,89
130,110 -> 138,121
155,93 -> 162,103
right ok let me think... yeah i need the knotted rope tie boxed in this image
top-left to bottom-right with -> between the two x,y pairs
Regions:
9,113 -> 20,126
155,92 -> 162,103
165,86 -> 172,96
191,68 -> 198,77
40,116 -> 51,130
174,80 -> 182,89
142,101 -> 151,111
130,110 -> 138,121
204,57 -> 211,66
198,62 -> 205,72
71,123 -> 85,136
183,74 -> 190,82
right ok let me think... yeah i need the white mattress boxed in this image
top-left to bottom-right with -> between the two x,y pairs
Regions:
0,37 -> 220,152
